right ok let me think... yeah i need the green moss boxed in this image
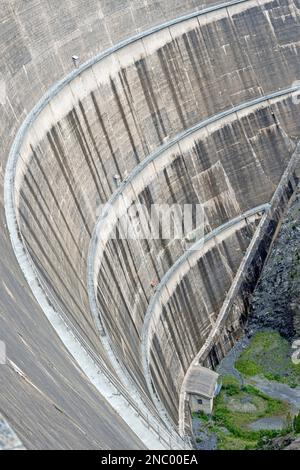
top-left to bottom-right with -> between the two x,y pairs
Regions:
217,432 -> 257,450
221,375 -> 241,395
196,410 -> 210,422
241,384 -> 286,415
235,359 -> 262,376
209,377 -> 291,450
235,331 -> 300,387
222,375 -> 240,387
264,372 -> 282,382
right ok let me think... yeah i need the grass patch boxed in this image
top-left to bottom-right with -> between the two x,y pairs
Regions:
196,410 -> 211,423
294,411 -> 300,433
235,359 -> 262,376
214,386 -> 288,433
216,432 -> 257,450
194,375 -> 292,450
221,375 -> 240,395
235,331 -> 300,387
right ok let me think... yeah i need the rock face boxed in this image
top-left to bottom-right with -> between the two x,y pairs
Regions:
246,184 -> 300,341
284,436 -> 300,450
1,0 -> 300,448
260,433 -> 300,450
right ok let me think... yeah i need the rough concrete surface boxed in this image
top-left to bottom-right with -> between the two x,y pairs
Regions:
0,414 -> 24,450
1,0 -> 300,449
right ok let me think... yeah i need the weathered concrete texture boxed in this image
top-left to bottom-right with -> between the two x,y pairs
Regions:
178,148 -> 300,436
94,93 -> 299,404
15,0 -> 300,373
0,226 -> 144,449
148,217 -> 260,423
201,146 -> 300,370
0,413 -> 24,450
1,0 -> 300,448
1,0 -> 231,450
1,0 -> 221,188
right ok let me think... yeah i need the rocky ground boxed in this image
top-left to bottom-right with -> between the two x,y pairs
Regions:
246,184 -> 300,340
261,433 -> 300,450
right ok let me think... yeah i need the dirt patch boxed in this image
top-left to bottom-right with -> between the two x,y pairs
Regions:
248,417 -> 285,431
226,394 -> 265,413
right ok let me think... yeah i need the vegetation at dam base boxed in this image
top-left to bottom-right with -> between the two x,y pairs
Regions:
236,331 -> 300,388
193,374 -> 295,450
193,332 -> 300,450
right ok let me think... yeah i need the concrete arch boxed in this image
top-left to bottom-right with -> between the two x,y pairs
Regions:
2,0 -> 300,448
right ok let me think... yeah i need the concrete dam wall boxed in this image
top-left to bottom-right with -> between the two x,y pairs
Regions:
1,0 -> 300,448
94,93 -> 299,424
